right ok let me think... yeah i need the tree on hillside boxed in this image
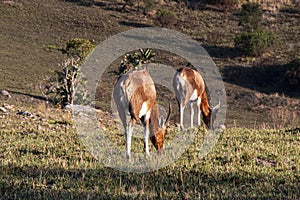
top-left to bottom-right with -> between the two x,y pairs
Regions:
43,38 -> 95,108
235,2 -> 278,56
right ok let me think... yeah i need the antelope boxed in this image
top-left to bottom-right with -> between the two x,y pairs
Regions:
113,68 -> 171,159
173,67 -> 220,130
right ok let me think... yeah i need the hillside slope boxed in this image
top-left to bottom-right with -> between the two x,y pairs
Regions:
0,0 -> 299,127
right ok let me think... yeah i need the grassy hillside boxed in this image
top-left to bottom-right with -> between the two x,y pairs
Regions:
1,0 -> 299,127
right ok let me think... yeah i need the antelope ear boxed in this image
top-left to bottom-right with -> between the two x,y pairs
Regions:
159,115 -> 165,128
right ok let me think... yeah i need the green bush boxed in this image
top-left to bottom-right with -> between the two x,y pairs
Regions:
235,30 -> 278,56
235,2 -> 278,56
157,9 -> 177,27
64,38 -> 95,61
238,2 -> 262,32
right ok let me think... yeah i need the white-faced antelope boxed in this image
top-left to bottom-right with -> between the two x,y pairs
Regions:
173,67 -> 220,130
113,69 -> 171,159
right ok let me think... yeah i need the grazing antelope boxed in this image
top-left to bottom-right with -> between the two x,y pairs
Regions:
113,69 -> 171,159
173,67 -> 220,130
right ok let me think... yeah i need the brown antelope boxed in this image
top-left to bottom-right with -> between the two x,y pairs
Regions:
173,67 -> 220,130
113,68 -> 171,159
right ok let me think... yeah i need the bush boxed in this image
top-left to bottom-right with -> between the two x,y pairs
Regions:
235,2 -> 279,56
157,10 -> 177,27
238,2 -> 262,32
119,49 -> 156,75
235,30 -> 278,55
44,39 -> 95,107
235,30 -> 278,56
64,38 -> 95,61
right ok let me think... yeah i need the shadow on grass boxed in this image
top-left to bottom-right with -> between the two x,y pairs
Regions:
176,0 -> 237,11
5,90 -> 49,102
221,64 -> 300,98
62,0 -> 125,12
0,164 -> 299,199
62,0 -> 106,7
118,21 -> 152,28
202,44 -> 243,60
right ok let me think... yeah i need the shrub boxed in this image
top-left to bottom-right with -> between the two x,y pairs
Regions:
119,49 -> 156,75
235,30 -> 278,56
238,2 -> 262,32
44,39 -> 95,107
157,9 -> 177,27
63,38 -> 95,61
235,2 -> 279,56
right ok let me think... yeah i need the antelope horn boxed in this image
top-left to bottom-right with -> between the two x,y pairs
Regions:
212,98 -> 221,114
164,103 -> 172,126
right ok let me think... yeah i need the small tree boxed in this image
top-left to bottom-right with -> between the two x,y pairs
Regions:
43,38 -> 95,107
238,2 -> 262,32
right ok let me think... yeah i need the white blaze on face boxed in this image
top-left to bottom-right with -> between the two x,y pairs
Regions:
139,101 -> 151,120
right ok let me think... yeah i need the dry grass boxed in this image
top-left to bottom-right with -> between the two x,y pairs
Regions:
0,101 -> 299,199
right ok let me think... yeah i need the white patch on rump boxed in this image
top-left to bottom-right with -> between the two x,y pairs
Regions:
189,89 -> 198,101
139,101 -> 150,119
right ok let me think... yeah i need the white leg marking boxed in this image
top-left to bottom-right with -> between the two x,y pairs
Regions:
126,121 -> 134,159
144,124 -> 150,155
197,97 -> 201,126
190,102 -> 194,128
180,103 -> 185,131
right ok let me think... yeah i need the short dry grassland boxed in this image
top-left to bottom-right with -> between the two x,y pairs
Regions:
0,103 -> 299,199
